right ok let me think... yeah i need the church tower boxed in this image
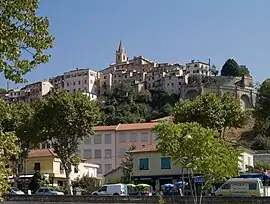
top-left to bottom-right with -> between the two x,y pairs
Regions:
115,40 -> 128,64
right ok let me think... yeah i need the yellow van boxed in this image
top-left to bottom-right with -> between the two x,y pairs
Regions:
215,178 -> 264,197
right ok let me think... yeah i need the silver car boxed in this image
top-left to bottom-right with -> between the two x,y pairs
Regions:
35,187 -> 64,195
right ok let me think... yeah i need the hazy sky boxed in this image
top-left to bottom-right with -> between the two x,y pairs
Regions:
1,0 -> 270,88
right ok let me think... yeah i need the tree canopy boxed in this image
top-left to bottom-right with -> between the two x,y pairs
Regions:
0,0 -> 54,83
121,145 -> 136,184
254,79 -> 270,136
220,59 -> 240,77
0,99 -> 21,195
34,90 -> 101,194
173,92 -> 246,138
153,122 -> 240,203
239,65 -> 250,76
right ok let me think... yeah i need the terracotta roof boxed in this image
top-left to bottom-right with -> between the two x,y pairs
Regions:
151,116 -> 173,122
129,145 -> 157,153
94,122 -> 159,132
94,125 -> 118,131
28,149 -> 56,158
116,122 -> 158,131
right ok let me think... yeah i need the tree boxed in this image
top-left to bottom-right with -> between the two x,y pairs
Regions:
0,0 -> 54,83
34,90 -> 101,194
152,122 -> 240,204
121,145 -> 136,184
28,172 -> 46,193
220,59 -> 240,77
100,85 -> 149,125
0,88 -> 7,94
72,175 -> 100,194
210,65 -> 218,76
239,65 -> 250,76
0,99 -> 21,196
173,92 -> 245,138
6,102 -> 41,186
254,79 -> 270,136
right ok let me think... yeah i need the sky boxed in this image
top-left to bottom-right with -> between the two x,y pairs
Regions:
1,0 -> 270,89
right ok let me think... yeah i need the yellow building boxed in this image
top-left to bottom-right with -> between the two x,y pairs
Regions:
25,149 -> 99,186
130,145 -> 254,191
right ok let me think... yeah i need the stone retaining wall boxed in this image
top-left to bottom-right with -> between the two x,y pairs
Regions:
3,195 -> 270,204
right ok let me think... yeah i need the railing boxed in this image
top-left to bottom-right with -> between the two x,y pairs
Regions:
4,195 -> 270,204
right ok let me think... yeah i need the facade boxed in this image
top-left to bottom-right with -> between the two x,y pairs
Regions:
130,145 -> 255,191
7,81 -> 53,103
77,122 -> 159,178
25,149 -> 99,186
64,68 -> 98,100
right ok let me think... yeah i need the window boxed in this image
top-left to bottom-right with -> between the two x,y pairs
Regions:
160,157 -> 171,169
74,166 -> 79,173
94,134 -> 102,144
67,82 -> 69,87
141,133 -> 148,142
78,80 -> 81,85
97,164 -> 102,174
41,143 -> 46,149
104,76 -> 107,79
178,82 -> 181,85
34,163 -> 40,171
105,164 -> 112,174
60,163 -> 64,174
46,142 -> 51,149
95,149 -> 102,159
104,149 -> 112,158
98,185 -> 107,192
84,80 -> 87,84
84,137 -> 91,145
249,183 -> 257,190
139,158 -> 149,170
83,149 -> 92,159
119,133 -> 126,143
73,89 -> 76,93
221,184 -> 230,189
104,134 -> 112,144
73,82 -> 75,86
130,133 -> 137,142
119,148 -> 126,157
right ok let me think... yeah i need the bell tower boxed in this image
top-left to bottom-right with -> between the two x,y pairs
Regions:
115,40 -> 128,64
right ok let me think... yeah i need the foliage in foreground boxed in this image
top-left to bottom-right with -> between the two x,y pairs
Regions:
0,0 -> 54,83
72,175 -> 100,193
153,122 -> 240,203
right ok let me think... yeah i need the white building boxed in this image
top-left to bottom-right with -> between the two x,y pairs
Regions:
185,60 -> 210,76
64,68 -> 98,100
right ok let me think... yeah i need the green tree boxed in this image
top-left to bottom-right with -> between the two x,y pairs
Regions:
0,0 -> 54,83
34,90 -> 101,194
121,145 -> 136,184
100,85 -> 149,125
220,59 -> 240,77
210,65 -> 218,76
152,122 -> 240,204
254,79 -> 270,137
0,99 -> 21,196
7,102 -> 41,186
72,175 -> 100,194
239,65 -> 250,76
0,88 -> 7,94
173,92 -> 245,138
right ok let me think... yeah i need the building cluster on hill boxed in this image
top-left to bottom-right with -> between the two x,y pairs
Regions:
2,41 -> 256,109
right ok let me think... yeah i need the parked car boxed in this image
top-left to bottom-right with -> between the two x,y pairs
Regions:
35,187 -> 64,195
91,184 -> 128,196
8,187 -> 25,195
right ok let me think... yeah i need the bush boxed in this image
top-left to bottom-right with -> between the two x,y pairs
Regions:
251,135 -> 270,150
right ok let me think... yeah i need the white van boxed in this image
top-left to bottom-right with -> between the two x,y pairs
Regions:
91,184 -> 128,196
215,178 -> 265,197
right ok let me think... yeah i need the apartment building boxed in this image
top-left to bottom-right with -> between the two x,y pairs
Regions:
49,75 -> 65,90
64,68 -> 98,100
185,60 -> 210,76
78,122 -> 159,178
7,81 -> 53,103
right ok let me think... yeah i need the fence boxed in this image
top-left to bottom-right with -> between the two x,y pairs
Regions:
4,195 -> 270,204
